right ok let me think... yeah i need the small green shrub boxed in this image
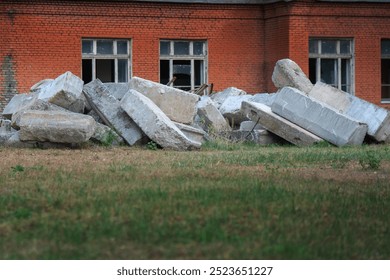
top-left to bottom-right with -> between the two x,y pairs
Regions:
147,141 -> 158,150
11,165 -> 25,173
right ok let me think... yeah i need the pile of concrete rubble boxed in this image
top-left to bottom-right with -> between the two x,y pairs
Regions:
1,59 -> 390,150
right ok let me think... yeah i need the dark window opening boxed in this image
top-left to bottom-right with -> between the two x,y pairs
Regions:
82,59 -> 92,84
160,60 -> 170,85
96,59 -> 115,82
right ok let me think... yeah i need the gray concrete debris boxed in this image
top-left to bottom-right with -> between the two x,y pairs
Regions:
229,129 -> 285,145
241,101 -> 324,147
272,59 -> 313,94
30,79 -> 54,92
251,93 -> 277,107
210,87 -> 247,109
91,123 -> 124,146
18,110 -> 96,143
239,120 -> 264,131
104,82 -> 131,100
272,87 -> 368,146
196,96 -> 231,133
2,92 -> 38,120
121,89 -> 201,150
129,76 -> 199,124
173,122 -> 206,144
83,79 -> 143,146
219,95 -> 253,126
309,82 -> 390,142
37,71 -> 85,113
11,99 -> 69,130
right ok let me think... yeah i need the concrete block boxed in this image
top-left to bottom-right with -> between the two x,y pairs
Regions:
272,59 -> 313,93
241,101 -> 324,147
38,71 -> 85,113
30,79 -> 54,92
104,82 -> 131,100
309,82 -> 390,142
250,93 -> 277,107
11,99 -> 69,130
18,110 -> 96,143
173,122 -> 206,144
83,79 -> 143,146
211,87 -> 247,109
197,96 -> 231,133
121,89 -> 201,150
129,76 -> 199,124
219,95 -> 253,126
2,93 -> 38,120
272,87 -> 368,146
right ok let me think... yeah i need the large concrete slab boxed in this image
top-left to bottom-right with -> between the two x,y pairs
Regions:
173,122 -> 206,144
197,96 -> 231,133
272,87 -> 368,146
121,89 -> 201,150
272,59 -> 313,93
219,95 -> 253,126
309,82 -> 390,142
2,93 -> 38,120
129,77 -> 199,124
18,110 -> 96,143
91,123 -> 124,146
83,79 -> 143,146
37,71 -> 85,113
241,101 -> 324,147
210,87 -> 247,109
11,99 -> 69,129
104,82 -> 131,100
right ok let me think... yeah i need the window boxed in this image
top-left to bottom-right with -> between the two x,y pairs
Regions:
382,39 -> 390,102
82,39 -> 131,83
160,40 -> 207,91
309,38 -> 354,94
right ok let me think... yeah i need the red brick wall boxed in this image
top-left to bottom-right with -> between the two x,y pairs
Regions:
287,0 -> 390,109
2,0 -> 390,112
0,0 -> 265,103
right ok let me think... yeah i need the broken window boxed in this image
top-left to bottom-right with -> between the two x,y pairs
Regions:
309,38 -> 354,94
81,39 -> 131,83
381,39 -> 390,103
159,40 -> 207,91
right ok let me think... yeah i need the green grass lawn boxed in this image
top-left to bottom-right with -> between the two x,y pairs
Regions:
0,143 -> 389,259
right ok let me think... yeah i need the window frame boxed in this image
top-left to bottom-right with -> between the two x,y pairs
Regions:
81,38 -> 132,83
381,39 -> 390,103
309,38 -> 355,94
159,40 -> 208,91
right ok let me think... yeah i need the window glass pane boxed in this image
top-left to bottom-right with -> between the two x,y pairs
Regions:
382,40 -> 390,56
97,40 -> 113,54
173,60 -> 191,90
309,58 -> 317,84
382,59 -> 390,84
160,41 -> 170,55
321,40 -> 337,54
82,59 -> 92,83
340,40 -> 351,54
96,59 -> 115,82
321,59 -> 337,86
118,59 -> 128,82
117,41 -> 128,55
341,59 -> 351,93
82,40 -> 93,54
193,42 -> 204,55
309,39 -> 318,54
194,60 -> 204,86
174,41 -> 189,55
160,60 -> 170,85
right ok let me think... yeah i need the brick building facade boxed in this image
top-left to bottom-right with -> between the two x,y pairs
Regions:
1,0 -> 390,112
